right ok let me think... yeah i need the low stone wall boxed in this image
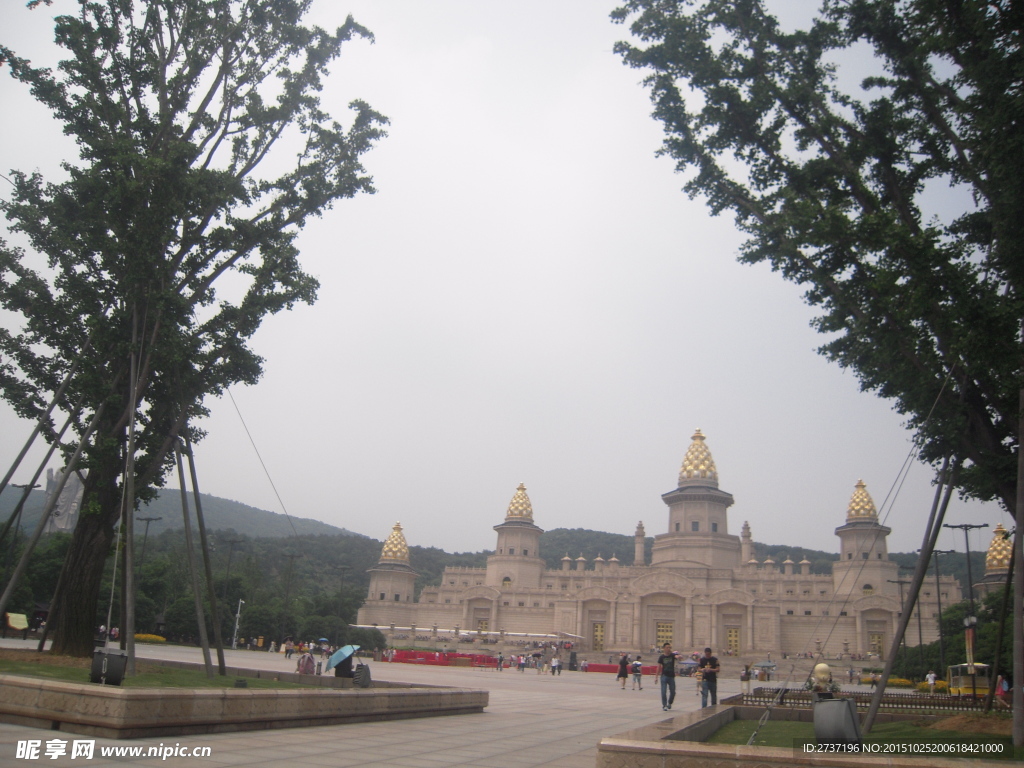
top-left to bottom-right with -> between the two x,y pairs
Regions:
0,674 -> 487,739
596,705 -> 1008,768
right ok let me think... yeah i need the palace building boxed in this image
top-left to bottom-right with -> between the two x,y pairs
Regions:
357,430 -> 967,658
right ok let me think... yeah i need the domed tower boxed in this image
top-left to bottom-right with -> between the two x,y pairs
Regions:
486,483 -> 545,589
975,523 -> 1012,597
651,429 -> 741,568
832,480 -> 896,596
366,522 -> 419,605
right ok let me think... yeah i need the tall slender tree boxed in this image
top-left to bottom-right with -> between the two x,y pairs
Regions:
0,0 -> 386,656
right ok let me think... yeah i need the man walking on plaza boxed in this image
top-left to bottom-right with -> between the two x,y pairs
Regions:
655,643 -> 679,711
697,647 -> 720,708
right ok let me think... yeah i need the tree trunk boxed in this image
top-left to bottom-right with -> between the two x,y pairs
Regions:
48,465 -> 122,657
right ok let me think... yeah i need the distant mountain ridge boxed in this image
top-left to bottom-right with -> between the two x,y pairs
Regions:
0,487 -> 363,539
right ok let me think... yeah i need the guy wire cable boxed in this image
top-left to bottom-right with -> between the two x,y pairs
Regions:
226,388 -> 299,538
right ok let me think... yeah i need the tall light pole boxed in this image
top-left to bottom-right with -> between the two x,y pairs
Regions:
232,599 -> 245,650
944,522 -> 988,697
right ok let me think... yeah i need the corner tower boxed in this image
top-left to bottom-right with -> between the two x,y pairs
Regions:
486,483 -> 545,589
832,481 -> 897,596
366,522 -> 419,605
650,429 -> 741,568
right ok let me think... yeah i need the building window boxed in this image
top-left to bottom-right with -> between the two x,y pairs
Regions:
786,610 -> 794,615
394,594 -> 400,601
379,592 -> 385,601
533,602 -> 540,607
502,577 -> 512,587
711,522 -> 718,532
803,590 -> 810,596
675,522 -> 680,531
804,610 -> 812,615
877,553 -> 882,559
462,581 -> 468,586
561,583 -> 568,590
518,602 -> 525,607
839,611 -> 847,616
476,581 -> 482,586
509,548 -> 515,555
822,610 -> 829,616
786,590 -> 794,595
548,602 -> 555,608
862,552 -> 869,559
820,591 -> 827,596
546,584 -> 553,589
847,553 -> 853,559
523,549 -> 528,556
691,521 -> 699,532
449,580 -> 455,585
444,599 -> 451,604
503,601 -> 509,606
863,584 -> 874,595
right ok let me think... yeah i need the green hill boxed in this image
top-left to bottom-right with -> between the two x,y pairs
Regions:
0,487 -> 362,539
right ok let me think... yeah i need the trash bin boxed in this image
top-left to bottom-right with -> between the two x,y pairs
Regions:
813,698 -> 862,747
353,663 -> 372,688
90,648 -> 128,686
569,651 -> 578,671
316,660 -> 323,675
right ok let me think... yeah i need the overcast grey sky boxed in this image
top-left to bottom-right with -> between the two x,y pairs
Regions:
0,0 -> 1008,562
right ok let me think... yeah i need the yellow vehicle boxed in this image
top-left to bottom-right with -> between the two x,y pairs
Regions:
947,663 -> 990,697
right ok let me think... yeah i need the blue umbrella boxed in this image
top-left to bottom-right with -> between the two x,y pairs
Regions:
326,644 -> 360,671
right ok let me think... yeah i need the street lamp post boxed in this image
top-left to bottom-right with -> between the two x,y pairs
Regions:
945,523 -> 988,698
232,599 -> 245,650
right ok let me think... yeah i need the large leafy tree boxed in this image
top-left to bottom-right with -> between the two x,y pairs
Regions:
612,0 -> 1022,509
612,0 -> 1022,736
0,0 -> 386,655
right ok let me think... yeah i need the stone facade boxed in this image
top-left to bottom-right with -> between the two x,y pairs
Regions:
357,430 -> 963,658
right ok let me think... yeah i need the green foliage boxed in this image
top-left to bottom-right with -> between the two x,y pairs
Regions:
0,0 -> 385,655
613,0 -> 1023,510
539,528 -> 649,567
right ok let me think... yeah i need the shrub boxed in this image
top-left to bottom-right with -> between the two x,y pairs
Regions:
134,633 -> 166,643
916,680 -> 949,693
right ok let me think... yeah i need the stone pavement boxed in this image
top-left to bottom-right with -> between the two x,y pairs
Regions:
0,640 -> 749,768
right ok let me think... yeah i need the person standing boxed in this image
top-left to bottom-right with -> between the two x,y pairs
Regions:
926,670 -> 937,694
617,652 -> 630,689
631,656 -> 644,690
697,647 -> 720,708
551,656 -> 561,675
655,643 -> 679,711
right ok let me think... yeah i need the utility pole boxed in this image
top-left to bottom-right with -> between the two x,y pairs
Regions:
944,522 -> 988,698
931,549 -> 957,672
900,565 -> 926,667
135,516 -> 162,568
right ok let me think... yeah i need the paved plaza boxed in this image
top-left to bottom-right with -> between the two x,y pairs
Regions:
0,639 -> 762,768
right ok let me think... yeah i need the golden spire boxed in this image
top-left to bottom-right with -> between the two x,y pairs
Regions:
986,523 -> 1012,572
846,479 -> 878,521
678,428 -> 718,487
380,521 -> 410,563
506,482 -> 534,521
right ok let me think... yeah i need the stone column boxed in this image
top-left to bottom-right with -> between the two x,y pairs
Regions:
683,600 -> 693,649
576,601 -> 585,648
747,607 -> 754,652
608,600 -> 617,649
855,612 -> 864,655
632,600 -> 641,648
